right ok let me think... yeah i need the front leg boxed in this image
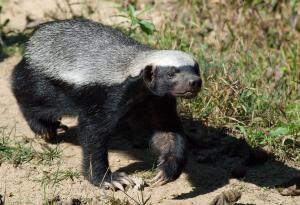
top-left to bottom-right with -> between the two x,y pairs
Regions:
146,96 -> 187,185
78,112 -> 136,190
150,131 -> 187,186
78,114 -> 109,185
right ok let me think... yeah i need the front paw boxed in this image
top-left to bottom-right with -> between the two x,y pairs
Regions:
101,172 -> 146,191
151,155 -> 186,186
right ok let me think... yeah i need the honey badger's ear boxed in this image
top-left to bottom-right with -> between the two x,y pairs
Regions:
143,64 -> 156,85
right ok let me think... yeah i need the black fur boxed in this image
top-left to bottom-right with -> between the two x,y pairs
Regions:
11,19 -> 201,186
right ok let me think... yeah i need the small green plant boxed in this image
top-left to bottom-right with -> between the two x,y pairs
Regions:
40,168 -> 80,187
115,4 -> 155,36
40,167 -> 80,204
119,189 -> 151,205
0,126 -> 62,166
105,188 -> 151,205
0,139 -> 34,166
0,4 -> 29,59
0,126 -> 34,166
38,144 -> 62,164
108,197 -> 132,205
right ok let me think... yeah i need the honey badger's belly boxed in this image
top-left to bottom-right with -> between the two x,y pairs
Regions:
118,95 -> 181,148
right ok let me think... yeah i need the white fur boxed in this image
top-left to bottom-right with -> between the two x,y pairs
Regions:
135,50 -> 195,67
27,49 -> 195,86
128,50 -> 195,79
25,20 -> 196,87
60,71 -> 87,85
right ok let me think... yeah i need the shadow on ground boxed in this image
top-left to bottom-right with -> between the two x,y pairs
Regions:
48,117 -> 300,201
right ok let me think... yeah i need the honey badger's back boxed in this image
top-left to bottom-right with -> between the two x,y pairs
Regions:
25,19 -> 150,86
12,19 -> 151,139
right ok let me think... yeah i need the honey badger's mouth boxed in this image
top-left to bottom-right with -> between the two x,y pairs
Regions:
175,91 -> 198,99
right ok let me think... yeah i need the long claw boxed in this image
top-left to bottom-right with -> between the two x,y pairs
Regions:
157,159 -> 165,167
150,171 -> 163,183
119,177 -> 134,186
113,172 -> 135,185
153,178 -> 167,187
112,181 -> 125,191
102,172 -> 146,191
152,176 -> 163,186
122,176 -> 135,185
150,170 -> 170,187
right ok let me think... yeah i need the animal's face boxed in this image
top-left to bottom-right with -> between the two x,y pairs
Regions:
143,63 -> 202,99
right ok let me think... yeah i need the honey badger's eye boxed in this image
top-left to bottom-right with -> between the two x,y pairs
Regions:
167,67 -> 177,79
167,72 -> 175,79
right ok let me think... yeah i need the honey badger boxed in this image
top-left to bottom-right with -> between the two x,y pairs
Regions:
11,19 -> 202,190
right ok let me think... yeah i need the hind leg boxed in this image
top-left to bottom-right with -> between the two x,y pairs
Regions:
19,106 -> 68,140
11,59 -> 70,140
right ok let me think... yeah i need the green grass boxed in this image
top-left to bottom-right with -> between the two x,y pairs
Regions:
0,33 -> 28,58
0,137 -> 35,166
40,168 -> 80,187
40,168 -> 81,205
38,144 -> 62,165
0,126 -> 62,166
0,2 -> 29,60
0,126 -> 34,166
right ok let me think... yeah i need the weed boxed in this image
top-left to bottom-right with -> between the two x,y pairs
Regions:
0,4 -> 30,60
0,126 -> 34,166
40,168 -> 80,187
40,167 -> 80,204
122,190 -> 151,205
38,144 -> 62,165
115,4 -> 155,36
0,126 -> 62,166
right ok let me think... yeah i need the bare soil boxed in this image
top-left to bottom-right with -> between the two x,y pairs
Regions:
1,1 -> 300,204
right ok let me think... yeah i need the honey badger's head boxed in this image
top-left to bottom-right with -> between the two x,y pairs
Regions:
142,50 -> 202,99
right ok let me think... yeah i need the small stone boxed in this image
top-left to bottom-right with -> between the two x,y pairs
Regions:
276,177 -> 300,196
209,189 -> 242,205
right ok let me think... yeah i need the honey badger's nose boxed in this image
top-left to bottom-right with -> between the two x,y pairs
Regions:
189,78 -> 202,89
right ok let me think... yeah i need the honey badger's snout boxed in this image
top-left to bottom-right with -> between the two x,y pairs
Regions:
179,74 -> 202,98
170,68 -> 202,99
188,75 -> 202,91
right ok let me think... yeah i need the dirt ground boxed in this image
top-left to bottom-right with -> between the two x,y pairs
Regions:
1,1 -> 300,205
